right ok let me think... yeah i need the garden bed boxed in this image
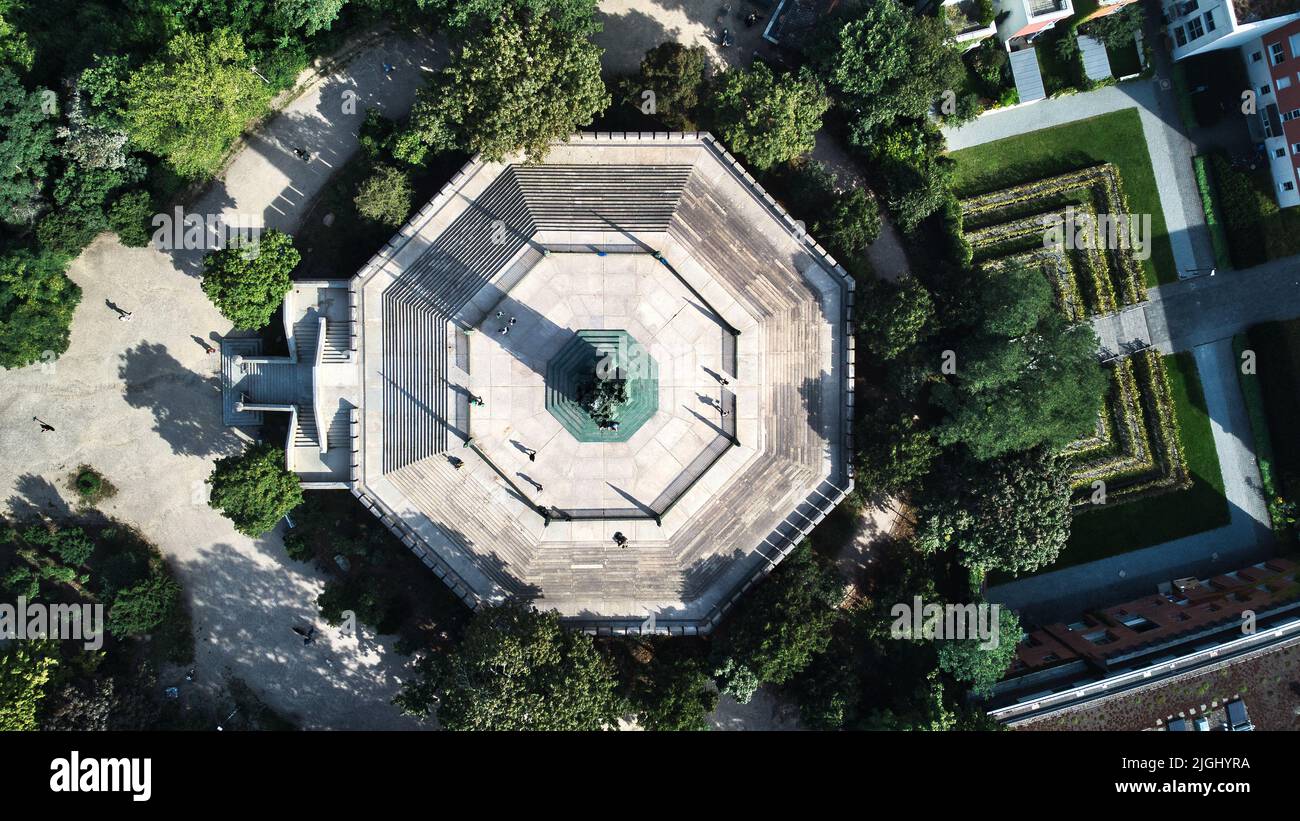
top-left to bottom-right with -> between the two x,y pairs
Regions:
949,109 -> 1178,285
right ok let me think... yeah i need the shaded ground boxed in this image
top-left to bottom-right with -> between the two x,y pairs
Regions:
0,32 -> 443,730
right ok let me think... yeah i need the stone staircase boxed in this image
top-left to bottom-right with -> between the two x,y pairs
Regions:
322,318 -> 351,363
513,164 -> 692,232
388,455 -> 539,595
382,299 -> 450,472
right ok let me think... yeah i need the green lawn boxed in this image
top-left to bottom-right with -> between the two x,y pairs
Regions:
948,108 -> 1178,285
1055,352 -> 1229,568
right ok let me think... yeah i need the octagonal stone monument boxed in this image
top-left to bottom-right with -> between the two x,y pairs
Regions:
307,133 -> 854,634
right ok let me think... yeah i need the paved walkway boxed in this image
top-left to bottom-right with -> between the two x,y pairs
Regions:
942,80 -> 1215,278
1144,257 -> 1300,352
0,32 -> 443,729
990,338 -> 1272,624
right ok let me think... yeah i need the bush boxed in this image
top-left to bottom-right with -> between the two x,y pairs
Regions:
0,249 -> 82,370
107,575 -> 181,638
353,164 -> 414,227
36,212 -> 100,256
207,442 -> 304,536
107,190 -> 154,247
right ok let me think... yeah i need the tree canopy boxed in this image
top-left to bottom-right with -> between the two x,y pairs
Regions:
936,606 -> 1021,696
200,228 -> 300,330
930,263 -> 1107,460
394,601 -> 624,730
712,543 -> 842,686
625,42 -> 709,130
399,4 -> 609,163
817,0 -> 964,146
710,63 -> 829,171
207,442 -> 304,536
123,28 -> 272,177
0,249 -> 81,370
0,66 -> 56,225
916,447 -> 1074,574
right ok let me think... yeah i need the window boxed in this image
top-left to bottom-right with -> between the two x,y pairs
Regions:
1253,50 -> 1264,63
1175,26 -> 1188,47
1262,84 -> 1273,95
1283,181 -> 1295,192
1272,42 -> 1286,64
1291,32 -> 1300,58
1284,107 -> 1300,121
1205,9 -> 1216,31
1277,147 -> 1287,158
1187,17 -> 1205,39
1279,75 -> 1294,90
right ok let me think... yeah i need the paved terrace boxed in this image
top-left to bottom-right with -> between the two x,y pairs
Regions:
347,133 -> 855,632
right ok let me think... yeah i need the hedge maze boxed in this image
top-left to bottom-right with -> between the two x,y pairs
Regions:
959,164 -> 1190,510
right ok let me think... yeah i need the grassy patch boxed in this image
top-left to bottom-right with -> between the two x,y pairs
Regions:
1059,352 -> 1229,566
948,108 -> 1178,285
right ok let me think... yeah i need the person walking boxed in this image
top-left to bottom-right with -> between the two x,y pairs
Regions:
118,310 -> 133,323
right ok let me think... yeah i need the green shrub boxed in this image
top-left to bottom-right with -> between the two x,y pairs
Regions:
107,190 -> 154,247
1192,156 -> 1231,271
353,163 -> 414,227
107,575 -> 181,638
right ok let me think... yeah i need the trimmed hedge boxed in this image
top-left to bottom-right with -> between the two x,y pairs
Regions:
1193,155 -> 1233,272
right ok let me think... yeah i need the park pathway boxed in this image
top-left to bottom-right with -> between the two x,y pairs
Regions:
0,31 -> 443,729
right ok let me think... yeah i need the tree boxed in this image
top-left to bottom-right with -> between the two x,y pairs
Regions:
108,190 -> 154,247
931,263 -> 1107,459
394,601 -> 623,730
123,28 -> 272,177
710,64 -> 829,171
626,42 -> 710,129
271,0 -> 347,35
0,0 -> 35,70
936,606 -> 1021,696
713,657 -> 759,704
817,0 -> 964,146
107,574 -> 181,638
916,448 -> 1074,574
815,186 -> 880,256
713,543 -> 842,686
627,642 -> 718,731
56,83 -> 129,171
200,229 -> 300,330
207,442 -> 304,536
869,119 -> 954,233
856,274 -> 934,361
353,164 -> 414,227
0,67 -> 56,224
1084,5 -> 1144,50
0,641 -> 59,731
400,7 -> 609,163
853,407 -> 939,496
0,250 -> 82,370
